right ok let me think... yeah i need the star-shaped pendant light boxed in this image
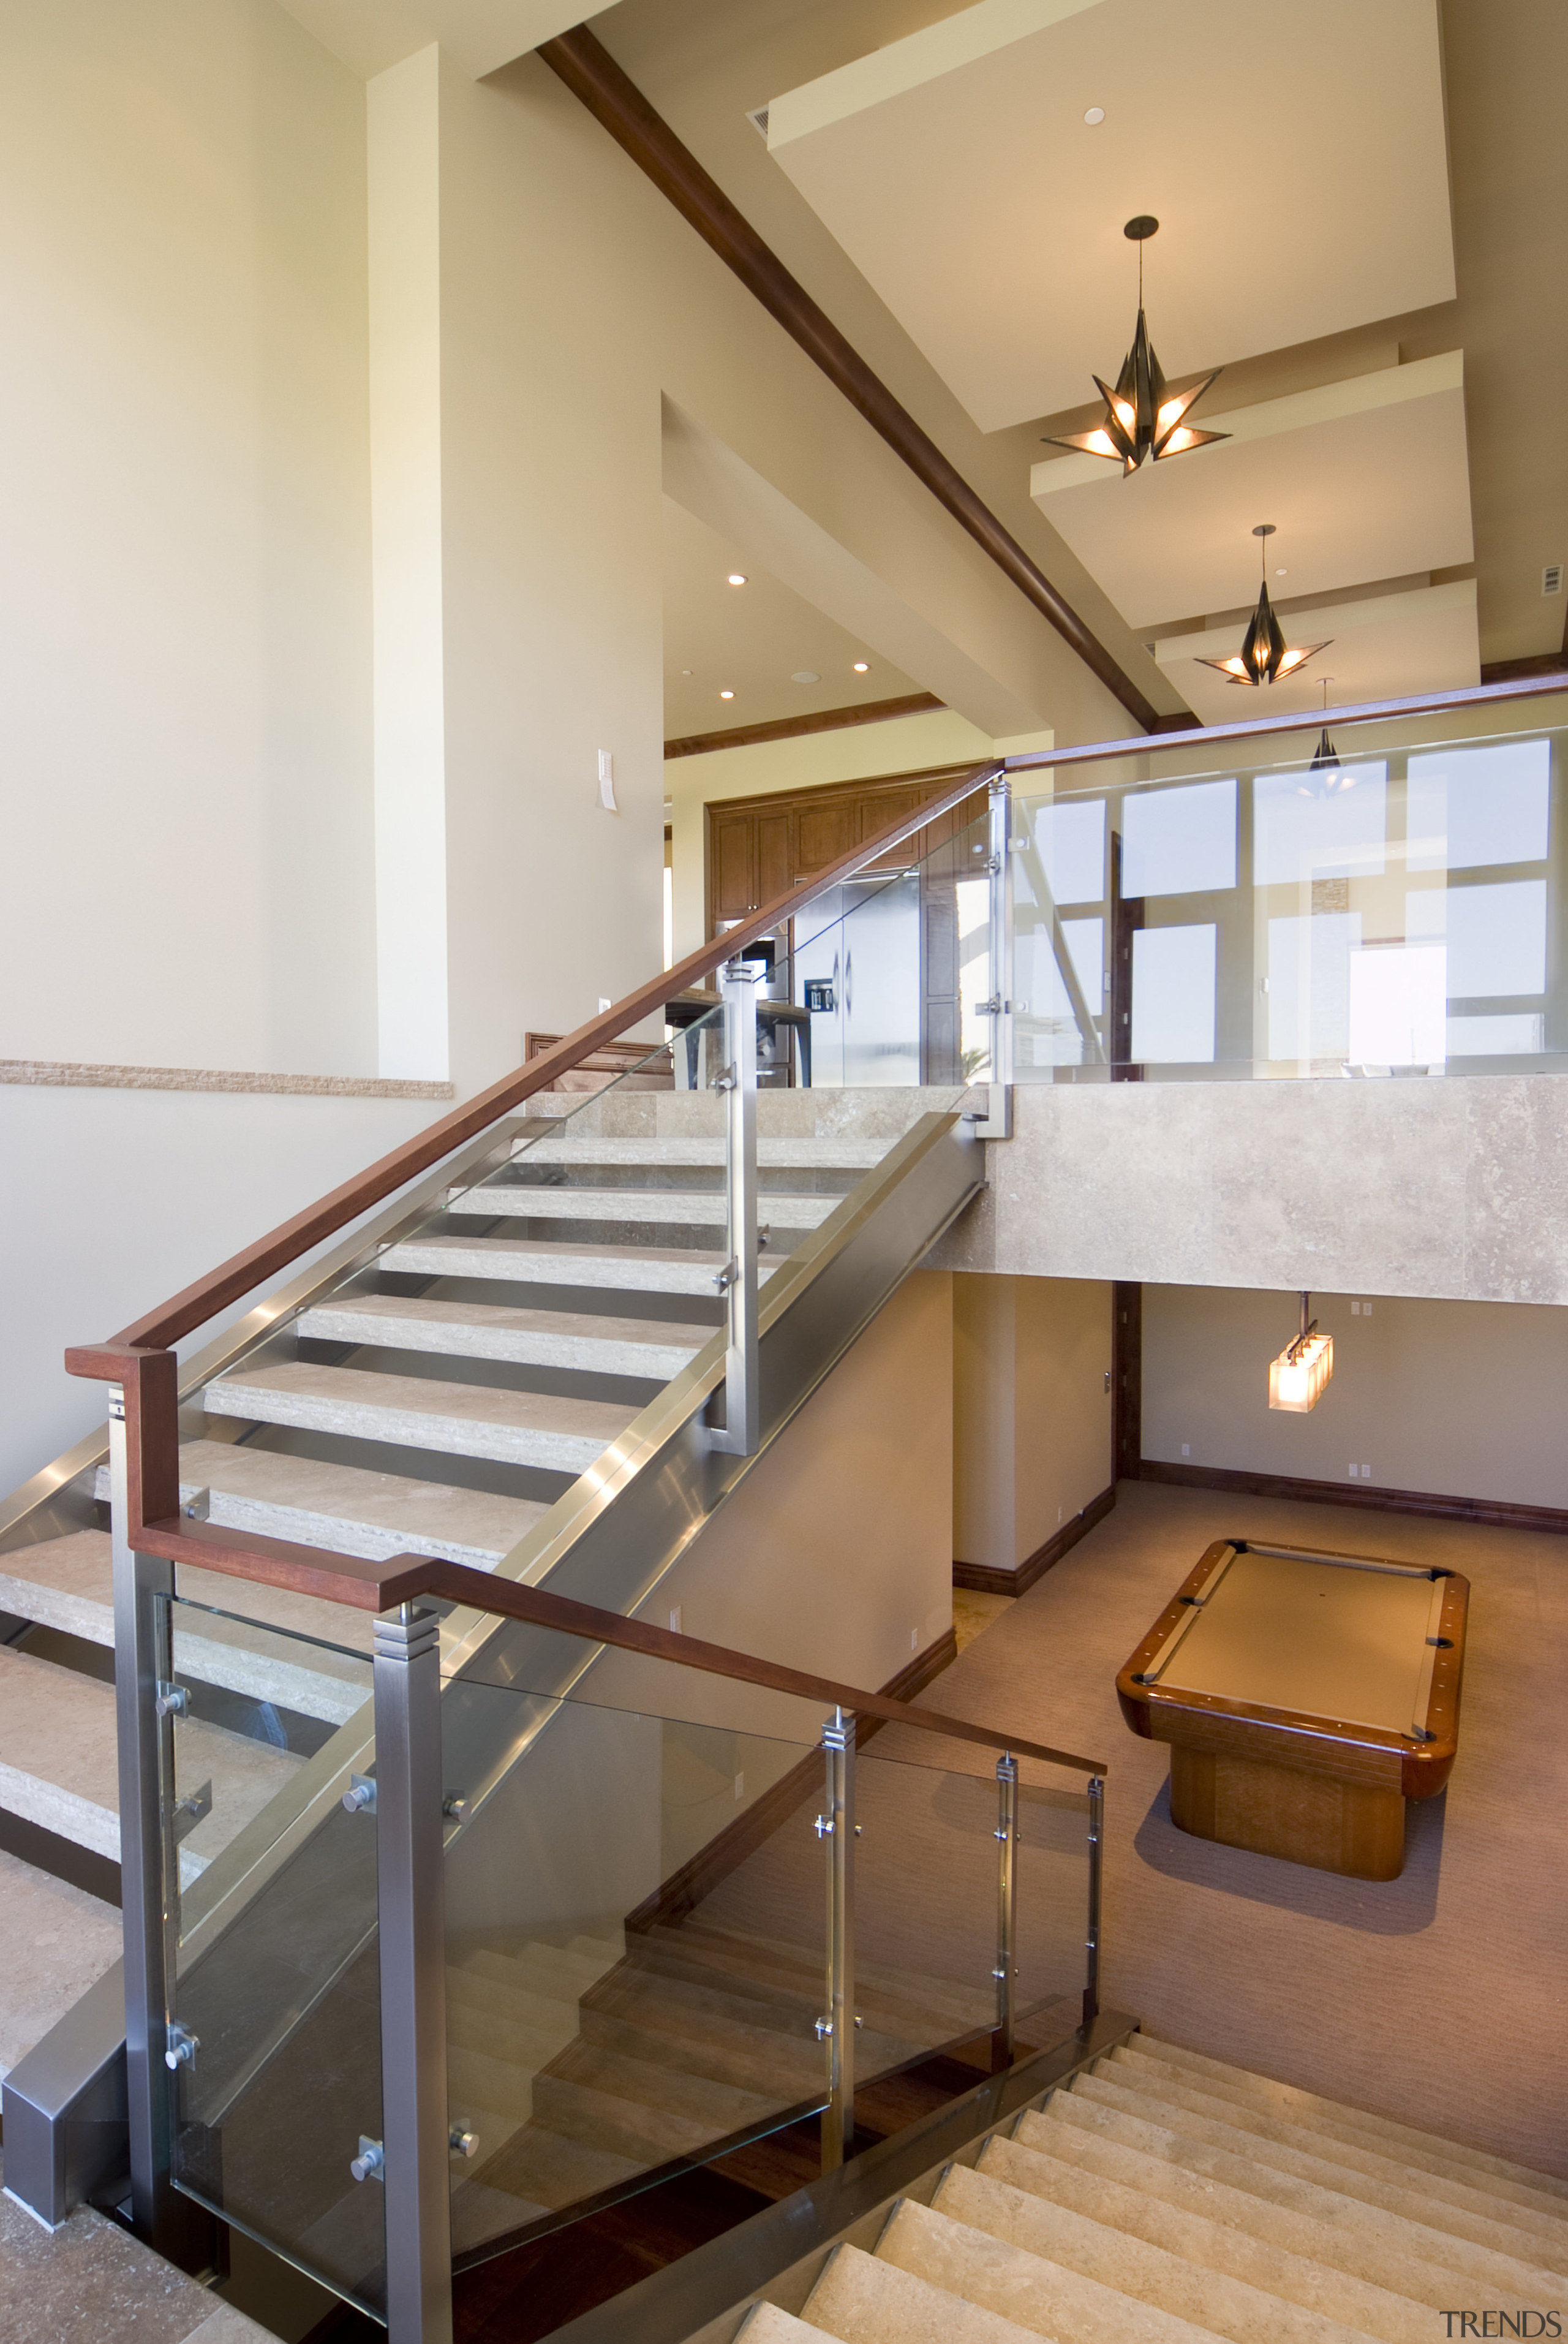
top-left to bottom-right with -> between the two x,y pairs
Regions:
1041,217 -> 1228,476
1197,526 -> 1332,687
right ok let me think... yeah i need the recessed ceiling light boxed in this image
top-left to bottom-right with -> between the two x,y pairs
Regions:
1276,567 -> 1287,576
727,573 -> 747,586
1084,106 -> 1105,124
791,670 -> 820,684
853,660 -> 870,673
680,667 -> 693,676
720,689 -> 734,700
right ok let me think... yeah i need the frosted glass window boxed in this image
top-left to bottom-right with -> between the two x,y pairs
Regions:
1406,738 -> 1550,872
1446,880 -> 1547,996
1447,1014 -> 1545,1056
1131,924 -> 1216,1062
1404,888 -> 1446,940
1348,945 -> 1447,1066
1253,765 -> 1386,884
1031,800 -> 1105,905
1267,912 -> 1362,1061
1121,779 -> 1235,898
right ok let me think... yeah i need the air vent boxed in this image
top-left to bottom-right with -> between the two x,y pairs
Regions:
745,105 -> 769,140
1544,564 -> 1564,597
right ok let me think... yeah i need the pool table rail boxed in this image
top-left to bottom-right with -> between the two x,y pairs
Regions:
1116,1540 -> 1468,1802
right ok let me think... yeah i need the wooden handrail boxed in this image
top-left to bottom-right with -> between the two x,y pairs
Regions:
72,762 -> 993,1356
1002,672 -> 1568,774
130,1510 -> 1108,1779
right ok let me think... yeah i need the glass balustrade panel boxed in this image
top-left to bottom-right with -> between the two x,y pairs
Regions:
438,1638 -> 830,2267
1013,697 -> 1568,1084
155,1591 -> 385,2317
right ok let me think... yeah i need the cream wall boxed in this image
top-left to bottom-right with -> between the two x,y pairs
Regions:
0,2 -> 378,1078
954,1274 -> 1113,1577
1142,1283 -> 1568,1510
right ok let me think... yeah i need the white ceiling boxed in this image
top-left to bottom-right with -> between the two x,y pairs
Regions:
275,0 -> 581,79
766,0 -> 1455,435
1030,354 -> 1474,631
662,497 -> 918,738
1153,581 -> 1480,727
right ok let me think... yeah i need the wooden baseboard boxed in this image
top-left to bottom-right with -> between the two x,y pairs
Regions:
954,1483 -> 1117,1598
1138,1456 -> 1568,1537
623,1626 -> 959,1937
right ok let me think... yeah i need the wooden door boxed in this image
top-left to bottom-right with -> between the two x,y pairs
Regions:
756,811 -> 792,912
711,810 -> 756,920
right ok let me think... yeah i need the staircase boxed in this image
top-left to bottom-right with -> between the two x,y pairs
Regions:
741,2033 -> 1567,2344
0,1104 -> 935,1934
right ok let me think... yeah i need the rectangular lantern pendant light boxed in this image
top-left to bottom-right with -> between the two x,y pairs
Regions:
1268,1291 -> 1333,1412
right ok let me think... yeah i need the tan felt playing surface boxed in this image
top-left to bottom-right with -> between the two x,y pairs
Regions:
1144,1548 -> 1440,1734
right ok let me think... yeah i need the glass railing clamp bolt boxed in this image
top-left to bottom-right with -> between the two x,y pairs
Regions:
342,1774 -> 377,1814
163,2024 -> 198,2073
154,1682 -> 187,1718
442,1793 -> 469,1826
449,2125 -> 479,2160
350,2138 -> 385,2184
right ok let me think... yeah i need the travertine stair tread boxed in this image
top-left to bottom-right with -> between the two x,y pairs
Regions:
0,1642 -> 299,1869
447,1994 -> 576,2071
737,2306 -> 824,2344
1069,2072 -> 1568,2276
803,2238 -> 1040,2344
448,2043 -> 537,2122
514,1137 -> 885,1168
450,1183 -> 834,1228
876,2194 -> 1278,2344
467,1942 -> 619,1996
381,1234 -> 780,1295
1101,2049 -> 1568,2247
205,1361 -> 635,1469
447,1964 -> 589,2033
649,1919 -> 990,2027
1136,2036 -> 1568,2204
1044,2093 -> 1564,2302
528,2070 -> 735,2162
1017,2103 -> 1559,2314
576,2003 -> 821,2101
298,1292 -> 710,1377
615,1945 -> 922,2068
941,2156 -> 1403,2344
546,2038 -> 777,2129
590,1956 -> 836,2047
637,1927 -> 976,2043
473,2117 -> 643,2209
92,1439 -> 543,1570
450,2174 -> 551,2253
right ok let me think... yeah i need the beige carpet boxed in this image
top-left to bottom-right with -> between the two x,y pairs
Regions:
913,1480 -> 1568,2179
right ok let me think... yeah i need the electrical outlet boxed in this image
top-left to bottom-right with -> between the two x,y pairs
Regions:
910,1627 -> 919,1650
1182,1443 -> 1191,1457
668,1606 -> 682,1635
597,749 -> 618,811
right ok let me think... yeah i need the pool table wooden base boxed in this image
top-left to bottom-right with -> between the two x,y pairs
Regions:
1170,1745 -> 1406,1881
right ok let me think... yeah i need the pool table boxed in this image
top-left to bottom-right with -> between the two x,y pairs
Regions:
1117,1540 -> 1468,1881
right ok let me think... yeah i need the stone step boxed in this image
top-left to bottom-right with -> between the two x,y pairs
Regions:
592,1952 -> 832,2046
471,2114 -> 643,2212
1136,2035 -> 1568,2207
528,2070 -> 725,2165
737,2307 -> 823,2344
91,1440 -> 545,1570
514,1137 -> 885,1170
298,1293 -> 710,1380
447,1986 -> 578,2074
448,1184 -> 835,1230
1102,2049 -> 1568,2255
0,1845 -> 122,2081
447,1964 -> 590,2036
467,1941 -> 621,1999
203,1363 -> 635,1473
382,1234 -> 780,1295
639,1924 -> 979,2045
1042,2093 -> 1565,2305
1070,2071 -> 1568,2279
802,2234 -> 1057,2344
872,2195 -> 1232,2344
2,1527 -> 372,1725
938,2156 -> 1397,2344
1014,2102 -> 1549,2321
0,1644 -> 300,1880
548,2038 -> 776,2133
448,2041 -> 537,2124
575,2000 -> 821,2103
654,1918 -> 991,2030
